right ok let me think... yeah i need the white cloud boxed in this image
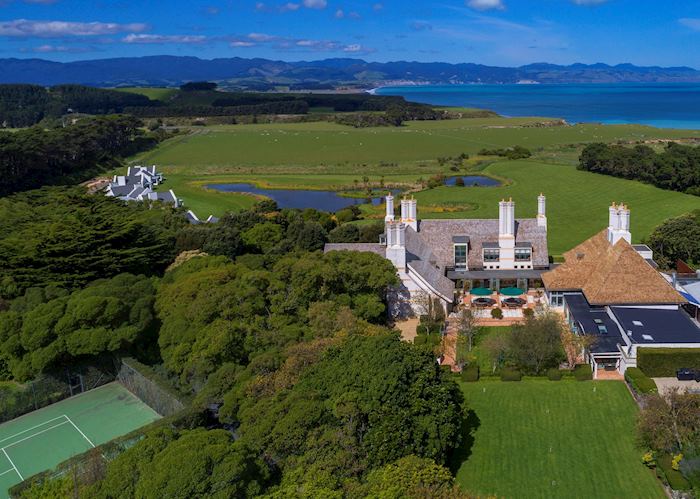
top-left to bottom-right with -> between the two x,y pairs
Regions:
466,0 -> 504,11
343,44 -> 363,52
679,18 -> 700,31
571,0 -> 608,4
281,2 -> 300,11
230,40 -> 255,47
303,0 -> 326,9
248,32 -> 277,42
27,44 -> 91,52
122,33 -> 206,44
0,19 -> 148,37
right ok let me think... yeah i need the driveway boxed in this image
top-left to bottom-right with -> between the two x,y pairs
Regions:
653,377 -> 700,396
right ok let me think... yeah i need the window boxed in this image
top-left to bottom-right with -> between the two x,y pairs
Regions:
454,244 -> 468,271
515,248 -> 531,261
483,248 -> 500,262
549,292 -> 564,307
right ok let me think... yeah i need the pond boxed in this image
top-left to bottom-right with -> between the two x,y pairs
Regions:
444,175 -> 501,187
206,183 -> 401,212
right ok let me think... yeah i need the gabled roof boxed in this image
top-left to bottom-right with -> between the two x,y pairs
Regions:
416,218 -> 548,269
542,230 -> 685,305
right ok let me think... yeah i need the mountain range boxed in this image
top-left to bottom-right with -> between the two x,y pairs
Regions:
1,56 -> 700,88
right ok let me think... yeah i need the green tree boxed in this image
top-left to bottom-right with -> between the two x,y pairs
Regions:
0,273 -> 156,380
646,210 -> 700,269
509,311 -> 564,374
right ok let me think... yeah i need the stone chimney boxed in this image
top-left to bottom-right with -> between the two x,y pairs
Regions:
537,193 -> 547,229
385,194 -> 395,223
400,198 -> 409,222
498,198 -> 516,268
385,221 -> 406,270
407,197 -> 418,231
607,202 -> 632,245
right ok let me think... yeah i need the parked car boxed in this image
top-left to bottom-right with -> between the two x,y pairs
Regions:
676,368 -> 696,381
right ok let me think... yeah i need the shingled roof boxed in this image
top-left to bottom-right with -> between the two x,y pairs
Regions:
323,243 -> 385,257
417,218 -> 549,269
542,230 -> 685,305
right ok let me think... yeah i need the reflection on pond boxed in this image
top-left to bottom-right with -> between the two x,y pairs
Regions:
444,175 -> 501,187
206,183 -> 401,212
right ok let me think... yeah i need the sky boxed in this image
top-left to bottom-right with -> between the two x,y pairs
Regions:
1,0 -> 700,67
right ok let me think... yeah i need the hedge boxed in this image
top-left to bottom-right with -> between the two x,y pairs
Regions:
414,334 -> 441,347
574,364 -> 593,381
624,367 -> 658,394
501,368 -> 522,381
462,366 -> 479,382
638,348 -> 700,377
658,455 -> 691,491
546,368 -> 563,381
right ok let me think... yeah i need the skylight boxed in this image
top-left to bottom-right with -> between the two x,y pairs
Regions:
632,320 -> 644,327
642,334 -> 654,341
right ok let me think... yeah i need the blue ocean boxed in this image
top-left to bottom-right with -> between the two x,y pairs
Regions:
375,83 -> 700,130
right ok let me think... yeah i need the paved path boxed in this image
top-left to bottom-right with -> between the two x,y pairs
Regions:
653,377 -> 700,396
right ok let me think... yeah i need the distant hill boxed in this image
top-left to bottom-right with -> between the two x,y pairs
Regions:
1,56 -> 699,88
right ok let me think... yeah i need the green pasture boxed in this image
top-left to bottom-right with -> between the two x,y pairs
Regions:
415,160 -> 700,256
0,383 -> 159,498
159,160 -> 699,256
114,87 -> 178,101
135,118 -> 700,174
455,380 -> 663,499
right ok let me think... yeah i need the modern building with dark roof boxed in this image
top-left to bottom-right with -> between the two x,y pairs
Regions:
324,194 -> 550,318
543,202 -> 700,377
105,165 -> 182,208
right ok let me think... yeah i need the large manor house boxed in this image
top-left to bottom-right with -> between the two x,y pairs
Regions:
325,195 -> 700,378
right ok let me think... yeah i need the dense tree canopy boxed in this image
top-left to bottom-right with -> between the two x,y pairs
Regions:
88,428 -> 270,499
579,142 -> 700,195
155,251 -> 398,391
0,188 -> 184,299
0,84 -> 155,127
0,273 -> 156,380
0,115 -> 160,195
234,334 -> 464,482
645,209 -> 700,269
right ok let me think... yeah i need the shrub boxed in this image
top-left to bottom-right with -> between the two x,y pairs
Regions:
637,348 -> 700,377
546,368 -> 563,381
624,367 -> 658,394
658,454 -> 691,491
461,366 -> 479,382
500,368 -> 522,382
491,307 -> 503,320
574,364 -> 593,381
522,308 -> 534,319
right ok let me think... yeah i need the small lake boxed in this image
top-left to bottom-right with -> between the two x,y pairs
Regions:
206,183 -> 400,211
444,175 -> 501,187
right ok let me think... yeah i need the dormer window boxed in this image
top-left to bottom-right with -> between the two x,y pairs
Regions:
454,244 -> 468,271
515,248 -> 532,261
483,248 -> 500,262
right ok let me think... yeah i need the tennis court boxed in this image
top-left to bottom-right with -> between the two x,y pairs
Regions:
0,382 -> 160,498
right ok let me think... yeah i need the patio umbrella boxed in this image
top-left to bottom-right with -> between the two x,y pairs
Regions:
500,287 -> 525,296
469,287 -> 492,296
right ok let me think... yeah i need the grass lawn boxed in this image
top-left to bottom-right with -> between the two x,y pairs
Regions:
454,380 -> 663,499
131,117 -> 700,251
134,118 -> 700,173
459,326 -> 511,375
113,86 -> 178,101
415,160 -> 700,257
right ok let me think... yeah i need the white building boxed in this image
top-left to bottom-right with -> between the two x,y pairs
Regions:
543,203 -> 700,377
325,194 -> 550,317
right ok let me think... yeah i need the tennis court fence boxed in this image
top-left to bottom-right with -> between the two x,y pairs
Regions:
116,357 -> 185,417
0,358 -> 118,425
